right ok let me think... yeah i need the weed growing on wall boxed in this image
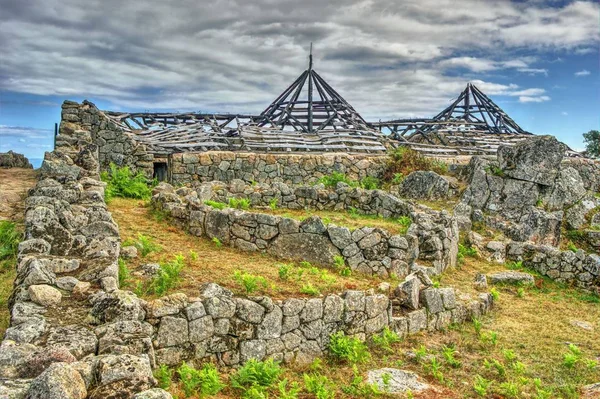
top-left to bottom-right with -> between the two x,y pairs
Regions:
318,172 -> 358,188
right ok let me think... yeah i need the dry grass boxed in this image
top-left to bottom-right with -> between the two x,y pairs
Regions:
250,207 -> 411,235
109,198 -> 392,299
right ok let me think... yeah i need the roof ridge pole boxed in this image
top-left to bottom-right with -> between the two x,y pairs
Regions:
308,43 -> 314,132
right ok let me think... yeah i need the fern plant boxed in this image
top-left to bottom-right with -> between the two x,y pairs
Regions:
101,163 -> 152,201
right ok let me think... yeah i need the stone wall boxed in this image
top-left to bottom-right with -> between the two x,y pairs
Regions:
139,282 -> 493,368
170,151 -> 388,186
507,242 -> 600,290
153,180 -> 459,275
0,110 -> 164,397
59,100 -> 155,177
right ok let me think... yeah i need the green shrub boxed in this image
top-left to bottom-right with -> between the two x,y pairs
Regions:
278,263 -> 292,281
339,267 -> 352,277
148,254 -> 185,296
118,258 -> 131,287
318,172 -> 358,188
413,344 -> 428,363
483,358 -> 506,378
490,288 -> 500,301
188,250 -> 198,261
303,373 -> 336,399
212,237 -> 222,248
333,255 -> 345,270
499,381 -> 519,398
0,221 -> 20,270
485,165 -> 505,177
383,147 -> 448,182
391,172 -> 404,185
204,200 -> 227,210
424,356 -> 444,383
342,365 -> 381,397
155,364 -> 173,390
441,344 -> 462,368
233,271 -> 268,294
562,344 -> 582,368
229,197 -> 251,210
372,326 -> 401,352
566,240 -> 579,252
328,331 -> 370,364
472,318 -> 483,336
230,359 -> 282,391
177,362 -> 224,398
277,379 -> 300,399
397,216 -> 412,234
360,176 -> 380,190
125,233 -> 161,257
473,375 -> 492,396
101,163 -> 152,201
300,283 -> 320,296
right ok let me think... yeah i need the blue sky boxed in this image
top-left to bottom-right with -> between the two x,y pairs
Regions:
0,0 -> 598,162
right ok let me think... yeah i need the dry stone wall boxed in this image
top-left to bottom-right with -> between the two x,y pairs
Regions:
170,151 -> 387,186
140,281 -> 493,368
506,242 -> 600,290
153,180 -> 459,275
59,100 -> 154,177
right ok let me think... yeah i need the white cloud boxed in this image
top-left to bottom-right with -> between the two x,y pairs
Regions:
0,0 -> 597,120
561,111 -> 568,116
519,95 -> 551,103
575,69 -> 591,76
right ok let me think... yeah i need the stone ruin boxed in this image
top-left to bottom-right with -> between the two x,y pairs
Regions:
0,102 -> 496,399
0,100 -> 598,398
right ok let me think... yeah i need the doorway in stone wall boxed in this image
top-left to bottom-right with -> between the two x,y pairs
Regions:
153,162 -> 168,182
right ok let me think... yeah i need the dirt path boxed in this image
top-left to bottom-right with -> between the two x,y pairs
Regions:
0,168 -> 38,221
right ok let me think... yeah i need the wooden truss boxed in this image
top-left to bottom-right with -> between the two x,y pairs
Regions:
98,75 -> 579,157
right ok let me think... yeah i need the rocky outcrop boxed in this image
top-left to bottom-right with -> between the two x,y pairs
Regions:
455,136 -> 599,247
0,150 -> 33,169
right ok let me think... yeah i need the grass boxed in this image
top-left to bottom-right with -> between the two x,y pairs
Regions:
0,221 -> 19,338
109,198 -> 387,299
249,207 -> 412,236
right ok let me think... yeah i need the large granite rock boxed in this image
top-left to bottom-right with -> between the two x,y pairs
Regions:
397,171 -> 450,200
498,135 -> 566,186
367,368 -> 431,394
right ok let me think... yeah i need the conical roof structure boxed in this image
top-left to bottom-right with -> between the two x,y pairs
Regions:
431,83 -> 530,135
238,47 -> 386,153
255,47 -> 371,133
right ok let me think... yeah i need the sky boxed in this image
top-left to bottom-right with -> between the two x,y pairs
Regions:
0,0 -> 599,163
